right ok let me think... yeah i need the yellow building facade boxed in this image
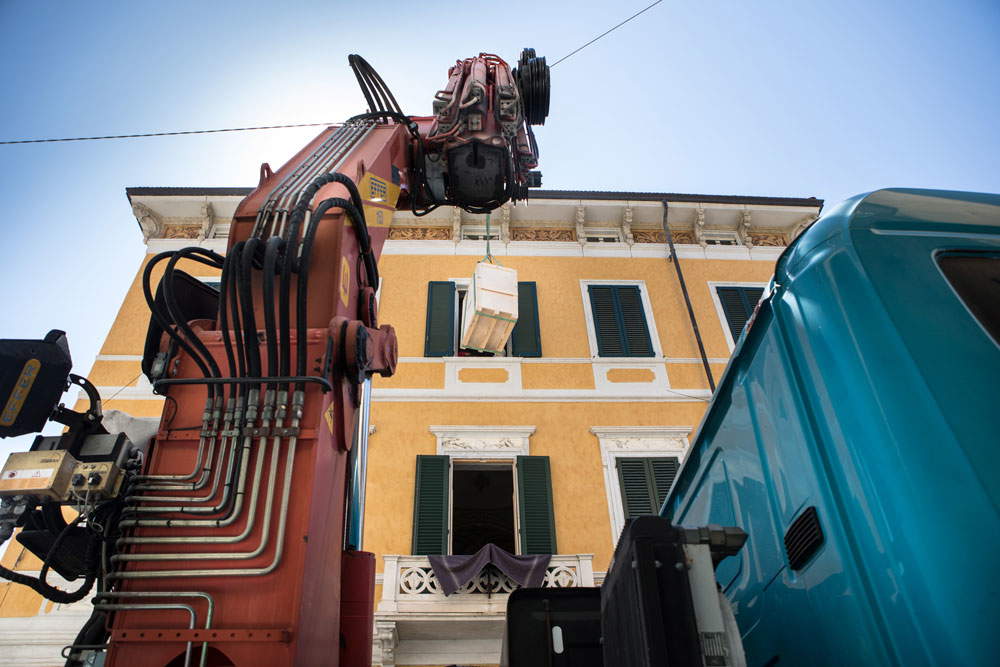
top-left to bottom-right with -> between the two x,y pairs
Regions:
0,187 -> 820,666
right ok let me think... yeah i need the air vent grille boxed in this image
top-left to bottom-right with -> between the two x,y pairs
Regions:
784,506 -> 824,570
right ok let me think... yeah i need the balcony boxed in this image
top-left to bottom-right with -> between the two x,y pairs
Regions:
374,554 -> 595,666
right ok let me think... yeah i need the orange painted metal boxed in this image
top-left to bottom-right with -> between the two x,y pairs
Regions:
106,121 -> 412,666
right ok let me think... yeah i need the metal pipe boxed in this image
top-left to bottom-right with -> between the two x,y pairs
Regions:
109,414 -> 298,579
253,123 -> 360,238
94,603 -> 195,667
133,398 -> 218,484
123,390 -> 261,516
345,378 -> 372,550
95,592 -> 213,667
270,123 -> 366,239
108,402 -> 303,579
127,389 -> 270,503
661,200 -> 716,392
113,432 -> 282,559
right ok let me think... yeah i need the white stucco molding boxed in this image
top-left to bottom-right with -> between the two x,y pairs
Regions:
590,426 -> 691,542
429,425 -> 535,458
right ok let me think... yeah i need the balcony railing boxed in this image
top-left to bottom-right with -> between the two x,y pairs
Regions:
376,554 -> 595,615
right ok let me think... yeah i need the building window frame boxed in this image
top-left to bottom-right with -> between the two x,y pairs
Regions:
579,279 -> 663,359
425,426 -> 538,555
708,281 -> 768,351
590,426 -> 690,543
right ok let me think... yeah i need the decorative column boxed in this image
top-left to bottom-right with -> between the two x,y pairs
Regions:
740,208 -> 753,248
132,202 -> 163,242
451,207 -> 462,243
693,205 -> 706,247
622,205 -> 634,245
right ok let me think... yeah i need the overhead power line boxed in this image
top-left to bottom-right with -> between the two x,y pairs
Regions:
0,121 -> 339,145
551,0 -> 664,67
1,2 -> 664,145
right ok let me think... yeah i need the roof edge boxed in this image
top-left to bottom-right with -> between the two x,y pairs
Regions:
125,186 -> 822,208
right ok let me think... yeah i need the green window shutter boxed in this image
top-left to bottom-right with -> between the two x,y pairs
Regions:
716,286 -> 765,342
588,285 -> 654,357
588,285 -> 626,356
412,455 -> 450,555
650,457 -> 680,514
516,456 -> 557,554
617,458 -> 656,518
424,281 -> 456,357
511,281 -> 542,357
617,457 -> 680,517
616,285 -> 654,357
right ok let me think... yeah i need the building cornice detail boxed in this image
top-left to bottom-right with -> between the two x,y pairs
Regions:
430,425 -> 535,458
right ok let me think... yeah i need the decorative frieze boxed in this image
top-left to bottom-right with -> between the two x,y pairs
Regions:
633,230 -> 664,243
161,224 -> 202,239
748,232 -> 786,246
430,425 -> 534,458
510,228 -> 576,242
388,226 -> 452,240
632,229 -> 697,244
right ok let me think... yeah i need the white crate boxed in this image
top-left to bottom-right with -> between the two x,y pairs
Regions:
460,262 -> 519,354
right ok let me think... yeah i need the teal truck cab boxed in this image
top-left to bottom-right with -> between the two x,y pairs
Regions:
664,189 -> 1000,666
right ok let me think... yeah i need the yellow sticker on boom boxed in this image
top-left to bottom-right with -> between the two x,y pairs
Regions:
340,257 -> 351,307
1,358 -> 41,426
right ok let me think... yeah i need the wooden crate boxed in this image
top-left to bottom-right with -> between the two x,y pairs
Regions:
460,262 -> 519,354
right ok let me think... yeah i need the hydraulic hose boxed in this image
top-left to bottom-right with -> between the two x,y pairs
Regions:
162,248 -> 225,381
142,251 -> 218,388
262,236 -> 284,378
238,237 -> 263,379
296,196 -> 366,380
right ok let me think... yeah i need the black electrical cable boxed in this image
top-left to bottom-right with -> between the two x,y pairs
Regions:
0,513 -> 99,605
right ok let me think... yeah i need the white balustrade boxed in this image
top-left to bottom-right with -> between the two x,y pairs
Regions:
377,554 -> 595,616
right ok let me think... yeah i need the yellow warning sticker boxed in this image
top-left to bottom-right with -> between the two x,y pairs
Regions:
340,257 -> 351,307
1,358 -> 41,426
324,402 -> 336,434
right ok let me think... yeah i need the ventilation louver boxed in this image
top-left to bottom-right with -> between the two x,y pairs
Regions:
784,506 -> 824,570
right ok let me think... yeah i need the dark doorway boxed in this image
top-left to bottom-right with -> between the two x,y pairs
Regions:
451,464 -> 516,554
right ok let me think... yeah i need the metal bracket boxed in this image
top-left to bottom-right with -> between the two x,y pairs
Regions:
112,628 -> 291,643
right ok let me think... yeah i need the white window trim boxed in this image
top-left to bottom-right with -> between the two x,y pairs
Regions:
591,426 -> 690,544
700,229 -> 741,246
448,277 -> 512,357
581,227 -> 623,243
460,225 -> 500,241
429,425 -> 535,555
708,281 -> 769,351
579,280 -> 664,359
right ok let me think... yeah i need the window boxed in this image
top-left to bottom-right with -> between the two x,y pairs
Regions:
585,284 -> 655,357
713,285 -> 765,347
584,229 -> 622,243
424,281 -> 542,357
701,230 -> 740,246
616,457 -> 679,519
461,226 -> 500,241
412,455 -> 556,556
938,253 -> 1000,346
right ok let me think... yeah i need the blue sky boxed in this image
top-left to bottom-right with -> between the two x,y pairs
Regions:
0,0 -> 997,461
